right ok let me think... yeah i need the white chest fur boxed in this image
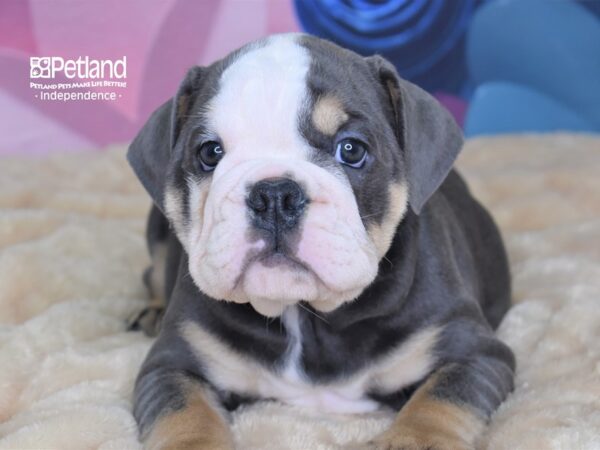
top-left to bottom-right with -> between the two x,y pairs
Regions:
181,310 -> 439,414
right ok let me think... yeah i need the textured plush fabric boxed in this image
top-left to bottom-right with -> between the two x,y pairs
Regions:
0,134 -> 599,449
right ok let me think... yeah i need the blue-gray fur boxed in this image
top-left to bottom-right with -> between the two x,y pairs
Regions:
127,35 -> 515,441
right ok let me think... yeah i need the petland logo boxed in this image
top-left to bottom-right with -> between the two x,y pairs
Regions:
30,56 -> 127,79
29,56 -> 128,102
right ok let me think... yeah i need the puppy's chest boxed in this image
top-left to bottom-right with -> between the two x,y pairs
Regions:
182,308 -> 439,414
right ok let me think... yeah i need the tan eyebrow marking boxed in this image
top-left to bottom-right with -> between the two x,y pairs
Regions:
312,95 -> 349,135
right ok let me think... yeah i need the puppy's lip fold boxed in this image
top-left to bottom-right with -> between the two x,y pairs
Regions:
240,247 -> 311,276
258,251 -> 307,270
244,249 -> 352,298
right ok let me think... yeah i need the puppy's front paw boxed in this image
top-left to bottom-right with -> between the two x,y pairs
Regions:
127,305 -> 165,336
365,423 -> 473,450
365,371 -> 485,450
148,436 -> 233,450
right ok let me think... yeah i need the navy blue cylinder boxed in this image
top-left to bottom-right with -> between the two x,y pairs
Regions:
294,0 -> 484,96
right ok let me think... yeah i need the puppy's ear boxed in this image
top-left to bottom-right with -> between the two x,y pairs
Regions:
127,66 -> 204,210
367,56 -> 463,214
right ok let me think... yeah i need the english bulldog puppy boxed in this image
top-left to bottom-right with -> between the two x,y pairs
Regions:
127,34 -> 515,450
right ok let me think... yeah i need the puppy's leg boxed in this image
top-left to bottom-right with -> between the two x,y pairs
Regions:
135,369 -> 234,450
128,205 -> 176,336
369,335 -> 514,450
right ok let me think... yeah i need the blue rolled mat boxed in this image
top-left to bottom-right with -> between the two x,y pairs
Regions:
294,0 -> 485,96
465,82 -> 596,136
465,0 -> 600,135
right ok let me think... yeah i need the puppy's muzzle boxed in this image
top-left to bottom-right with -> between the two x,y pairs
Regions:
246,177 -> 307,250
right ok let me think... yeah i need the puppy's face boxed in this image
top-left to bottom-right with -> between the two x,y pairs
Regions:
129,34 -> 462,317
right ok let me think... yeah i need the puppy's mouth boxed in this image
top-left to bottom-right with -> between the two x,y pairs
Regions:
236,247 -> 312,287
256,250 -> 308,270
242,221 -> 309,274
225,245 -> 321,317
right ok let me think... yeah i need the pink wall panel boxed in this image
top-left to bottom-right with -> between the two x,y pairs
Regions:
0,0 -> 299,155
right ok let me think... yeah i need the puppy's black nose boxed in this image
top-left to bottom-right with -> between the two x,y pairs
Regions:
247,178 -> 307,234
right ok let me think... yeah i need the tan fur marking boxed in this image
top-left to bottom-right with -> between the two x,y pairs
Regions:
164,179 -> 211,253
182,320 -> 439,413
368,183 -> 409,257
371,326 -> 439,392
181,321 -> 263,394
372,372 -> 485,450
144,377 -> 233,450
164,186 -> 187,244
312,95 -> 348,135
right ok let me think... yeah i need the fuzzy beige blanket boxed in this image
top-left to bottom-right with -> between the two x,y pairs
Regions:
0,134 -> 599,450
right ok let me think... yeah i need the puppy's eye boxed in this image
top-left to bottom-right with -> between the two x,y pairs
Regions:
197,141 -> 224,171
335,138 -> 368,168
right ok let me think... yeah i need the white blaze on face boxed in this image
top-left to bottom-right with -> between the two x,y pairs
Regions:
183,35 -> 380,316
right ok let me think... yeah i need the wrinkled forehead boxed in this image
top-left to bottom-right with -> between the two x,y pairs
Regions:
207,35 -> 310,158
200,34 -> 376,160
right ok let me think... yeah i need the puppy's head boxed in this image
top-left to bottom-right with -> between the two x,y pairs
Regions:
128,34 -> 462,317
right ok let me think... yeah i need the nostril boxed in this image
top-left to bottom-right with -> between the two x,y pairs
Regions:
282,193 -> 296,212
282,190 -> 306,214
247,189 -> 269,213
247,177 -> 307,230
256,192 -> 269,212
